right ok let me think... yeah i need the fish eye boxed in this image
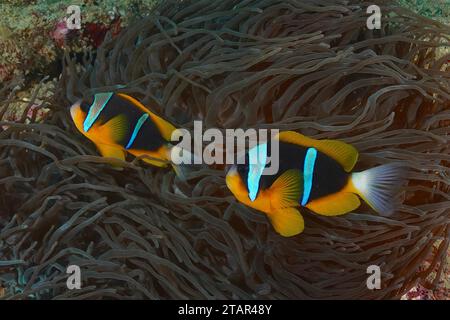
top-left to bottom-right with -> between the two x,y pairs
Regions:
80,102 -> 89,113
237,163 -> 249,179
81,95 -> 96,113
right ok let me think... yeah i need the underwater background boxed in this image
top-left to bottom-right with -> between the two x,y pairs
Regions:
0,0 -> 449,299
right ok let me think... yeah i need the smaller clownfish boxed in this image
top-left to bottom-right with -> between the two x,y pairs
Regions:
70,92 -> 192,176
226,131 -> 406,237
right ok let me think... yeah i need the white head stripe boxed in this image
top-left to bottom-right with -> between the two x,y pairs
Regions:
83,92 -> 114,132
247,143 -> 267,202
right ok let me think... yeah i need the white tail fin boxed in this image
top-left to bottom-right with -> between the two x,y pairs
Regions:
351,163 -> 406,216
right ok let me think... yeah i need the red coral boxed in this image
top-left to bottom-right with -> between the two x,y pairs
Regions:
50,20 -> 70,47
50,16 -> 122,48
83,17 -> 121,48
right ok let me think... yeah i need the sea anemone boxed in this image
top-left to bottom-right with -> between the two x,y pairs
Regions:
0,0 -> 449,299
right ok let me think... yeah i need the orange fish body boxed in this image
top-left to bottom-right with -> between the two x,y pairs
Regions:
70,92 -> 178,169
226,131 -> 404,237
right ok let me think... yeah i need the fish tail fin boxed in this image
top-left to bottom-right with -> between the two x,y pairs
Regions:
349,163 -> 407,216
168,145 -> 204,181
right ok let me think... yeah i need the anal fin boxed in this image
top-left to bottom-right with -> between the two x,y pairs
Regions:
128,148 -> 169,168
306,191 -> 360,216
267,207 -> 304,237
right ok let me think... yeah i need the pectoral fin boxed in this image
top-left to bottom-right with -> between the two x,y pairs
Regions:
267,207 -> 304,237
99,114 -> 128,144
269,169 -> 302,208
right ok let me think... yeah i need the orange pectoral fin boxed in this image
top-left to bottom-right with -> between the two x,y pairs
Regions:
269,169 -> 302,208
306,191 -> 360,216
277,131 -> 358,172
266,207 -> 304,237
98,114 -> 128,144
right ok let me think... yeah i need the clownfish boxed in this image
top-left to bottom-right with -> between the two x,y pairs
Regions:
226,131 -> 405,237
70,92 -> 191,176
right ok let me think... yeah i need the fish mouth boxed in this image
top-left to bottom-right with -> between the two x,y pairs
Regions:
69,100 -> 82,119
225,164 -> 237,175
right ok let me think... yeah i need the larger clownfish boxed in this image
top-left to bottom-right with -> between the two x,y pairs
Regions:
226,131 -> 405,237
70,92 -> 190,176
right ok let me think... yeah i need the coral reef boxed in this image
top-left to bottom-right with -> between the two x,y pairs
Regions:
0,0 -> 157,78
0,0 -> 158,124
397,0 -> 450,23
0,0 -> 449,299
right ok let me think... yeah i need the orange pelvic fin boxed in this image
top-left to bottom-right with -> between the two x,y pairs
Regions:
267,207 -> 304,237
95,142 -> 126,164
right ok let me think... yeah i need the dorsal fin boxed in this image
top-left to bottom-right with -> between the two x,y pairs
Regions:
117,93 -> 177,142
276,131 -> 358,172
